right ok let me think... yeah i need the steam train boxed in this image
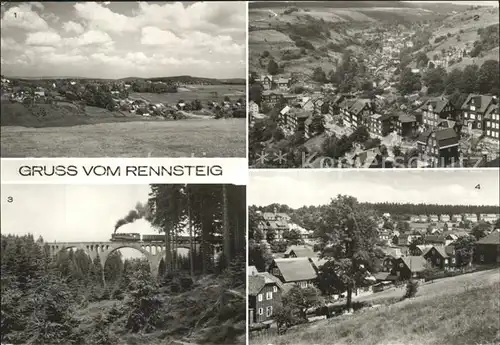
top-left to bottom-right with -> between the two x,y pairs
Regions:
110,232 -> 221,242
110,233 -> 164,242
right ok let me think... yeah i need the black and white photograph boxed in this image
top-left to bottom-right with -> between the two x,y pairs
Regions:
0,1 -> 246,158
248,1 -> 499,168
1,183 -> 246,345
248,169 -> 500,345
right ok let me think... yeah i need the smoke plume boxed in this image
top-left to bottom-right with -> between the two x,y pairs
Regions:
114,202 -> 151,233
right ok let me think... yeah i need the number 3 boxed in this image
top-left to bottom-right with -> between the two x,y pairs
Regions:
7,196 -> 13,203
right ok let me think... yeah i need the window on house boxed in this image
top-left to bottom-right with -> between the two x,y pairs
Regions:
258,308 -> 263,315
266,292 -> 273,300
436,258 -> 440,264
258,294 -> 263,302
273,286 -> 278,293
266,306 -> 273,317
451,258 -> 456,263
480,255 -> 485,262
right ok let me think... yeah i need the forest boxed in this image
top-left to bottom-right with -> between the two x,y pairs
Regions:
1,184 -> 246,345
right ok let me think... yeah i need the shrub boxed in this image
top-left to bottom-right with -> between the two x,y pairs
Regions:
404,279 -> 419,299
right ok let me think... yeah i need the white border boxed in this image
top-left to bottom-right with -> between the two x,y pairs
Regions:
1,158 -> 247,185
245,0 -> 250,342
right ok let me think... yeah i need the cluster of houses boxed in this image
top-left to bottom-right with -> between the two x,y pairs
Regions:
1,77 -> 245,118
255,208 -> 314,241
248,211 -> 500,326
430,44 -> 472,69
250,75 -> 499,166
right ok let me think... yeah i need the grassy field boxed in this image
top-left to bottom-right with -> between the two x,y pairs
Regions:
129,85 -> 245,105
250,268 -> 500,345
1,118 -> 246,157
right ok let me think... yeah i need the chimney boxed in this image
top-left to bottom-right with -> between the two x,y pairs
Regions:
274,207 -> 277,215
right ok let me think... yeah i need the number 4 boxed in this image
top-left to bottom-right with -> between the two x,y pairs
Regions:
475,184 -> 480,190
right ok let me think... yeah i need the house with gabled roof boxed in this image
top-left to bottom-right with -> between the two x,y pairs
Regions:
261,90 -> 283,108
248,271 -> 284,324
461,94 -> 495,131
369,113 -> 383,137
440,214 -> 450,222
474,230 -> 500,265
412,244 -> 434,256
423,245 -> 456,270
420,97 -> 457,129
484,103 -> 499,141
275,77 -> 290,91
346,98 -> 374,129
480,214 -> 500,223
416,127 -> 460,167
248,265 -> 259,275
284,245 -> 315,258
259,75 -> 273,90
327,93 -> 352,116
425,234 -> 447,245
391,256 -> 427,280
397,113 -> 418,137
268,257 -> 317,288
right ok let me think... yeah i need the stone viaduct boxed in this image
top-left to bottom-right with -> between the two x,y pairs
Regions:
46,236 -> 220,278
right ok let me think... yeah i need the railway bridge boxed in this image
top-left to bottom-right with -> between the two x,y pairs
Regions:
46,236 -> 220,278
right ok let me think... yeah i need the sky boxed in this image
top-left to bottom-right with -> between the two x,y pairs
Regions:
0,1 -> 246,79
0,184 -> 188,257
405,1 -> 499,6
249,170 -> 500,208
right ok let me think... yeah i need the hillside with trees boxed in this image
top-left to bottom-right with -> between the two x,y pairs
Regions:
1,184 -> 246,345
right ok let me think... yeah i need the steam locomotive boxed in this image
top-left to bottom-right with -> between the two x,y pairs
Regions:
110,233 -> 165,242
110,233 -> 141,242
110,233 -> 217,242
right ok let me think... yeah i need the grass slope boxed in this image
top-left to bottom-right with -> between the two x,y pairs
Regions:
251,269 -> 500,345
1,118 -> 246,157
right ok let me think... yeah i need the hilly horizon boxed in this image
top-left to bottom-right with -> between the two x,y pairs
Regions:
2,75 -> 246,84
249,1 -> 488,11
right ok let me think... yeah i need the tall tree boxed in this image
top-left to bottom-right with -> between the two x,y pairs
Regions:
476,60 -> 499,94
148,185 -> 185,273
459,65 -> 479,94
222,184 -> 231,268
317,195 -> 380,309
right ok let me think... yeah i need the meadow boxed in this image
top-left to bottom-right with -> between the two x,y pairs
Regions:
250,268 -> 500,345
129,84 -> 246,104
1,118 -> 246,157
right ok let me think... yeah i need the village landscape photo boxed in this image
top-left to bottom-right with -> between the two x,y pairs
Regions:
0,183 -> 246,345
0,1 -> 246,157
248,169 -> 500,345
248,1 -> 500,168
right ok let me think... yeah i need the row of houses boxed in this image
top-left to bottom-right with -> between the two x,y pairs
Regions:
380,231 -> 500,280
257,90 -> 498,144
408,213 -> 499,223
